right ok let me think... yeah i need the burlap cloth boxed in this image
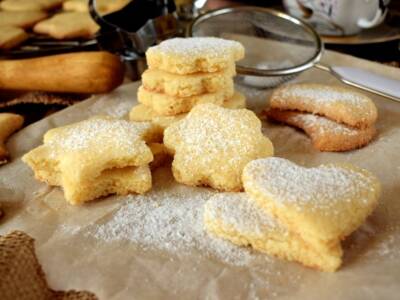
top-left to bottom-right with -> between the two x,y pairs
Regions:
0,231 -> 97,300
0,49 -> 399,299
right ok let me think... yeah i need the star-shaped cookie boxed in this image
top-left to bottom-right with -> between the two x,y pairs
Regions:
164,104 -> 274,191
23,116 -> 161,205
242,157 -> 381,253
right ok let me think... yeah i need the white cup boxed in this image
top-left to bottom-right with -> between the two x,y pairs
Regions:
283,0 -> 391,36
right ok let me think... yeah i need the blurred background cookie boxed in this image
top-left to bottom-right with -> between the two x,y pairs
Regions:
63,0 -> 130,14
33,12 -> 100,39
0,11 -> 48,29
0,0 -> 63,11
0,27 -> 28,50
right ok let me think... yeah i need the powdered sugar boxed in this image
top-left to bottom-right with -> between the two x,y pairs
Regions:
148,37 -> 244,60
244,157 -> 377,211
165,104 -> 268,169
45,117 -> 152,152
90,173 -> 257,266
291,113 -> 362,136
205,193 -> 283,236
278,84 -> 369,108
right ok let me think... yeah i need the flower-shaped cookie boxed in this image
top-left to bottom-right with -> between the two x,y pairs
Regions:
146,37 -> 245,74
164,104 -> 274,191
243,157 -> 381,253
23,116 -> 161,205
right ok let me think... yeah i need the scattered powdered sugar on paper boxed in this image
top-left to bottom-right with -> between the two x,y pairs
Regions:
102,101 -> 133,118
244,157 -> 377,211
90,179 -> 258,266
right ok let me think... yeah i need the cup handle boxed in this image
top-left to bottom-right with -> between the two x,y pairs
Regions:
357,3 -> 388,28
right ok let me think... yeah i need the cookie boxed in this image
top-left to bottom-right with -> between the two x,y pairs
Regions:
142,66 -> 235,97
22,116 -> 161,204
242,157 -> 381,253
33,12 -> 99,40
0,11 -> 48,29
146,37 -> 245,74
149,143 -> 171,169
269,83 -> 378,129
63,0 -> 130,14
0,27 -> 28,50
63,0 -> 88,12
138,84 -> 234,116
266,109 -> 376,152
0,0 -> 63,11
0,113 -> 24,165
130,91 -> 246,130
164,104 -> 274,191
204,193 -> 342,272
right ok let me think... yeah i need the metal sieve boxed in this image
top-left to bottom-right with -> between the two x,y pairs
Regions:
188,6 -> 400,102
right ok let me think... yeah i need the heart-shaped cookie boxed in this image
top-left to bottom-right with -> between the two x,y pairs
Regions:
242,157 -> 380,253
204,192 -> 342,272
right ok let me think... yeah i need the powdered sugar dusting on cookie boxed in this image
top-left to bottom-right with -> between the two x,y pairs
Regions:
205,193 -> 283,236
165,104 -> 272,172
244,157 -> 378,211
277,84 -> 369,107
291,113 -> 361,136
46,116 -> 153,152
148,37 -> 244,60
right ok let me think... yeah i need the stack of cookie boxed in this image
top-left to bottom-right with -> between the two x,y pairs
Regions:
265,83 -> 378,152
130,37 -> 247,130
22,116 -> 163,205
204,157 -> 381,272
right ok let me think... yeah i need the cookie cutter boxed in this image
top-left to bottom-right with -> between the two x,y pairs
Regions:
0,0 -> 179,82
89,0 -> 179,80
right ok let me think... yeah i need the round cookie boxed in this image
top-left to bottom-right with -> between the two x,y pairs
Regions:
269,83 -> 378,129
266,109 -> 376,152
164,103 -> 274,191
142,66 -> 235,97
130,91 -> 246,130
137,85 -> 234,116
242,157 -> 381,254
146,37 -> 245,74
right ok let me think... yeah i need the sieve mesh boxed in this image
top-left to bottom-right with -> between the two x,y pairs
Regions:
189,7 -> 323,77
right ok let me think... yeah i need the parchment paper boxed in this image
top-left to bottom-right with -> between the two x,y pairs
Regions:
1,50 -> 400,300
